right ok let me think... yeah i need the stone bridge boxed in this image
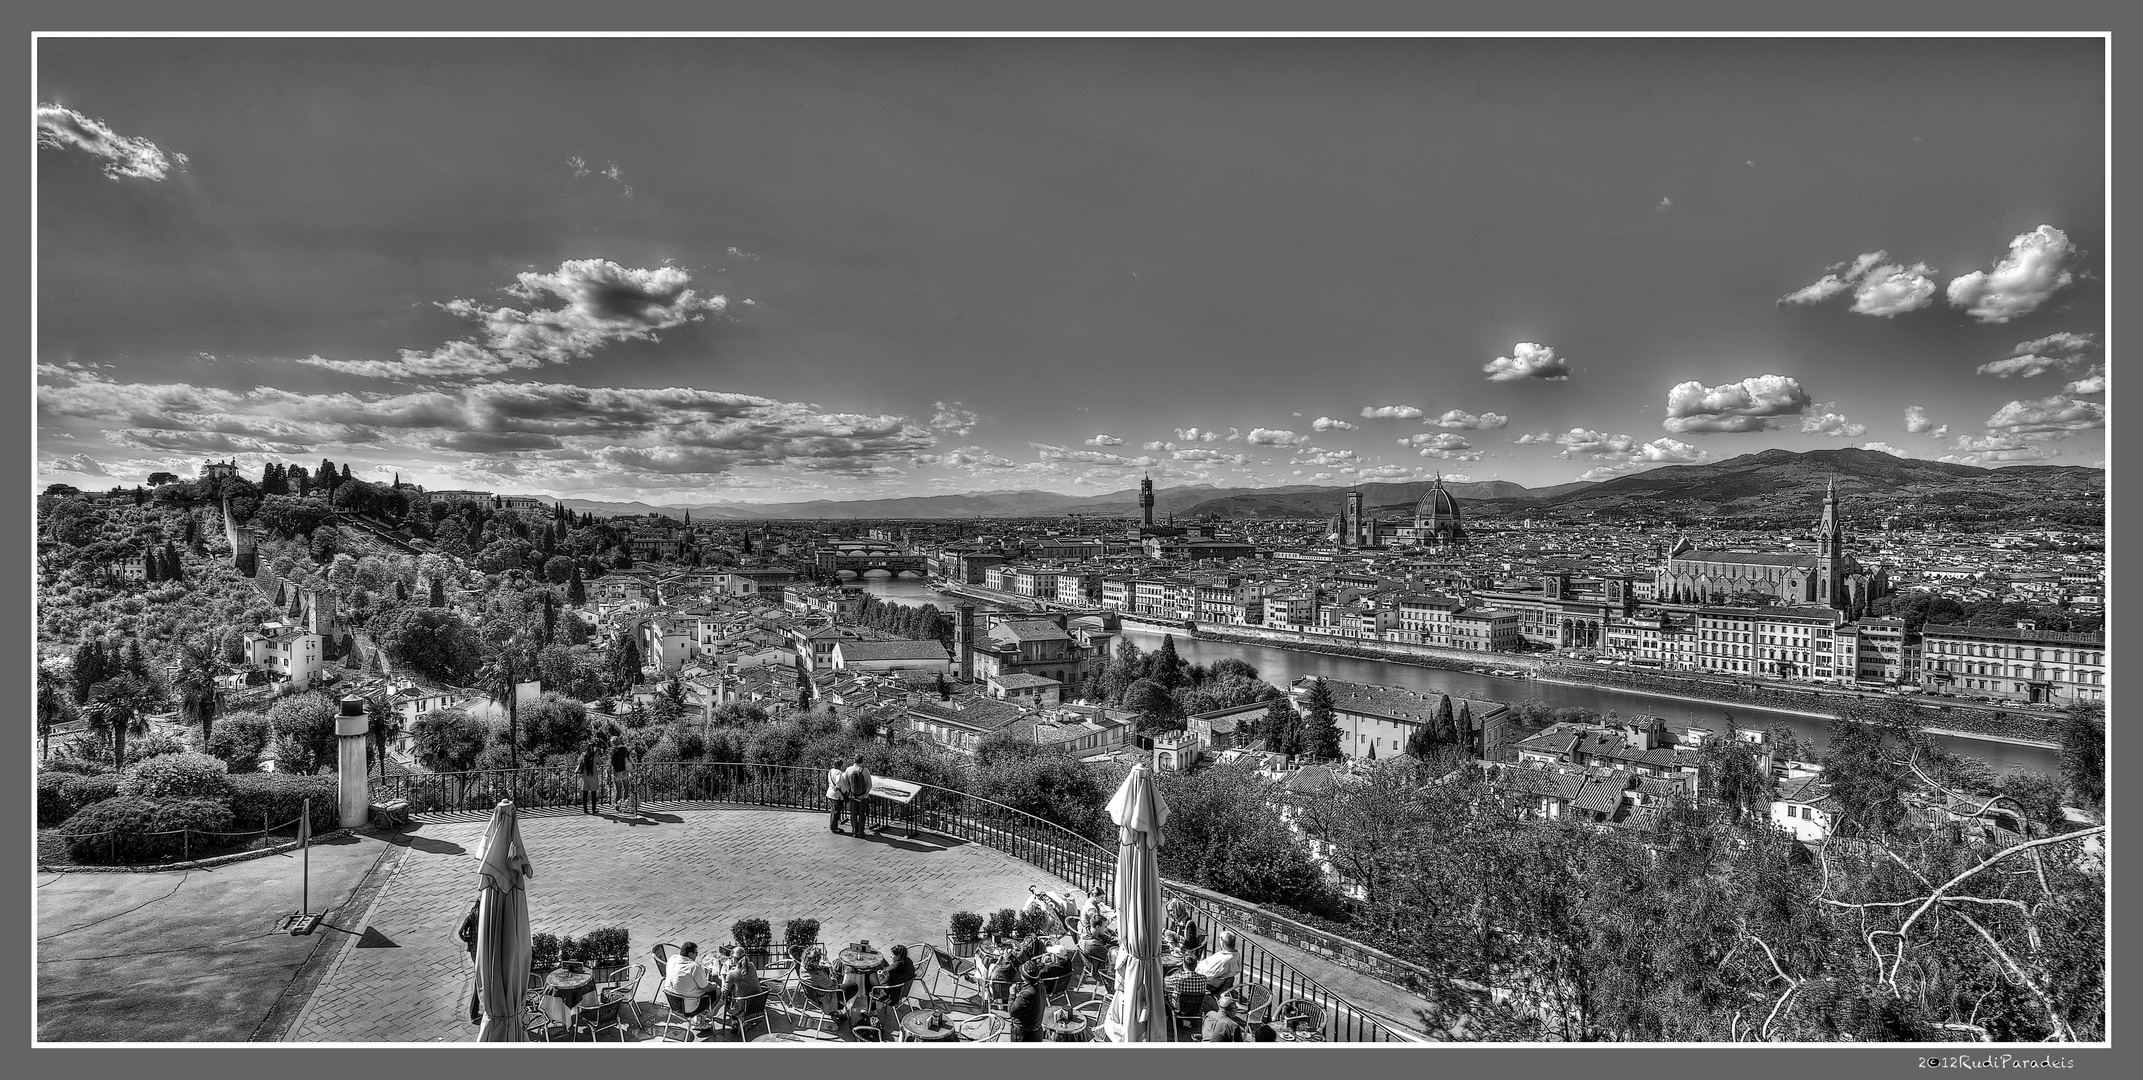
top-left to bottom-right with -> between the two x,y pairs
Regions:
813,552 -> 929,578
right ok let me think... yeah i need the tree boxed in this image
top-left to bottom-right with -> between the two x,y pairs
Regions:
376,607 -> 484,686
1697,735 -> 1770,825
1120,678 -> 1178,734
37,666 -> 73,764
567,562 -> 587,606
1262,695 -> 1302,755
409,707 -> 487,773
1154,759 -> 1342,914
476,648 -> 529,770
266,692 -> 340,775
1150,635 -> 1186,691
146,471 -> 179,487
171,636 -> 225,744
516,692 -> 592,760
2058,701 -> 2104,811
429,574 -> 447,608
1823,703 -> 1918,840
1296,757 -> 1431,905
70,639 -> 106,705
1301,678 -> 1343,762
543,554 -> 575,585
85,674 -> 161,770
608,637 -> 643,690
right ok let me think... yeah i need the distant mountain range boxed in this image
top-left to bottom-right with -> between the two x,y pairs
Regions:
544,449 -> 2101,523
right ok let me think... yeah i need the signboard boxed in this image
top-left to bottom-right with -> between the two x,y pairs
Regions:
870,777 -> 922,838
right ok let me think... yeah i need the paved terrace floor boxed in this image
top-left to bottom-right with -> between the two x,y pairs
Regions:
287,807 -> 1093,1042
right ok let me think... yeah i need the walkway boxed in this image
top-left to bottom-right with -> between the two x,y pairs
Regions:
287,807 -> 1080,1042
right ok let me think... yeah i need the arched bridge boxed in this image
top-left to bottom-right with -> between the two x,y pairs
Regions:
815,552 -> 930,578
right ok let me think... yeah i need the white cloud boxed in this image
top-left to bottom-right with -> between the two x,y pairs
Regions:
1939,432 -> 2065,466
1799,403 -> 1867,438
1662,374 -> 1811,433
1358,405 -> 1424,420
1903,405 -> 1937,434
36,103 -> 187,181
1141,440 -> 1168,451
1174,427 -> 1224,442
2012,331 -> 2097,358
1311,416 -> 1359,431
2064,373 -> 2106,395
1481,342 -> 1571,382
1860,443 -> 1903,457
1945,225 -> 2081,323
44,452 -> 110,477
1246,427 -> 1309,447
1512,431 -> 1555,444
1977,355 -> 2070,379
1032,443 -> 1158,467
1977,332 -> 2097,380
1550,428 -> 1638,459
929,401 -> 980,437
1633,437 -> 1707,463
1354,464 -> 1420,481
1985,394 -> 2104,435
1172,448 -> 1248,465
917,446 -> 1016,469
1292,448 -> 1360,467
1426,409 -> 1510,430
1779,250 -> 1940,317
568,156 -> 590,178
1083,433 -> 1124,446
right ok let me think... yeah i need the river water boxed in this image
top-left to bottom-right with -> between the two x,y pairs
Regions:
859,581 -> 2056,776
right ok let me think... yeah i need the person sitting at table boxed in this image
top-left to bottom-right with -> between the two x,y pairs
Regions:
711,951 -> 765,1026
1196,931 -> 1240,990
1250,1017 -> 1279,1043
1165,899 -> 1206,962
1201,991 -> 1249,1042
1005,964 -> 1047,1042
1077,903 -> 1117,988
989,931 -> 1047,1003
1164,961 -> 1209,1020
661,941 -> 717,1034
1025,950 -> 1078,998
839,943 -> 882,1019
876,945 -> 916,1014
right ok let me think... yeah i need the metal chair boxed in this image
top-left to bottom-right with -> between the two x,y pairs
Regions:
922,945 -> 990,1012
782,974 -> 841,1037
717,988 -> 771,1042
870,971 -> 918,1029
646,944 -> 697,1043
1168,988 -> 1207,1039
851,1019 -> 885,1042
577,986 -> 632,1041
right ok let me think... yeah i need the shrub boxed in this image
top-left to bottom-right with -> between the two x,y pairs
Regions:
226,773 -> 338,834
949,911 -> 984,942
58,773 -> 123,819
573,927 -> 630,964
205,715 -> 274,774
43,756 -> 116,777
731,917 -> 772,951
782,918 -> 820,949
125,729 -> 191,765
985,908 -> 1019,941
120,752 -> 233,801
37,772 -> 76,826
61,796 -> 235,864
531,932 -> 562,971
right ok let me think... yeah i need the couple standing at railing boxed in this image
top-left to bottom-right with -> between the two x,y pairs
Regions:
575,735 -> 641,816
824,758 -> 874,837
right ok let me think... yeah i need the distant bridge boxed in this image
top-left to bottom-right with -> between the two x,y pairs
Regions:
814,551 -> 929,578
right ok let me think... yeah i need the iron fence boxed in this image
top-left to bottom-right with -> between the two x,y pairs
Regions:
381,761 -> 1403,1042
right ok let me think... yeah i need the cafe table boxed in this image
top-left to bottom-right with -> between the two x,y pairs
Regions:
954,1014 -> 1008,1042
1043,1009 -> 1090,1043
898,1011 -> 962,1043
542,965 -> 599,1010
751,1031 -> 825,1043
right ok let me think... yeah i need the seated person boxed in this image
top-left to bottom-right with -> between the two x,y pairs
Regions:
1164,963 -> 1210,1019
1025,949 -> 1078,992
1005,965 -> 1047,1043
797,944 -> 840,1008
990,933 -> 1048,1003
876,945 -> 916,1012
1195,931 -> 1240,989
1250,1018 -> 1279,1042
1201,992 -> 1248,1043
1165,899 -> 1207,961
660,942 -> 717,1032
712,953 -> 765,1023
1077,907 -> 1117,989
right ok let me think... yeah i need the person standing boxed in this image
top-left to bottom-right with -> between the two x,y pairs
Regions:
825,757 -> 848,833
608,735 -> 632,811
842,759 -> 874,837
576,740 -> 599,814
457,899 -> 482,1025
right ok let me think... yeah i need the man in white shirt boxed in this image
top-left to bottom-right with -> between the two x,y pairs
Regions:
1195,931 -> 1240,989
662,942 -> 717,1034
826,758 -> 848,833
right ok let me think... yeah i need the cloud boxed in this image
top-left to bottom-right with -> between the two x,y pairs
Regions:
1662,374 -> 1811,433
45,452 -> 110,477
1984,394 -> 2105,435
104,428 -> 311,455
1292,448 -> 1360,467
1977,332 -> 2098,380
301,259 -> 727,379
1398,433 -> 1483,460
1311,416 -> 1358,431
1246,427 -> 1309,447
1860,443 -> 1903,457
1141,440 -> 1168,451
1548,428 -> 1637,459
567,156 -> 590,178
1656,197 -> 1673,211
1903,405 -> 1936,434
1032,443 -> 1158,467
2012,332 -> 2097,358
1426,409 -> 1510,430
929,401 -> 980,437
1798,403 -> 1867,438
1778,249 -> 1941,317
1172,448 -> 1248,465
1633,438 -> 1707,463
1977,355 -> 2070,379
2064,373 -> 2106,395
1512,431 -> 1555,444
1939,432 -> 2066,467
1358,405 -> 1424,419
600,162 -> 632,196
36,103 -> 187,181
1174,427 -> 1224,442
1482,342 -> 1571,382
1083,433 -> 1124,446
1945,225 -> 2081,323
1354,464 -> 1422,481
917,446 -> 1016,469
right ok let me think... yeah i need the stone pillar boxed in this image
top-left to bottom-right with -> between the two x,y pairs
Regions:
336,696 -> 370,829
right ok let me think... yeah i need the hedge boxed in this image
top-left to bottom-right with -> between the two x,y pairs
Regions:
56,773 -> 123,821
120,752 -> 233,802
37,772 -> 76,826
60,796 -> 236,864
226,773 -> 339,834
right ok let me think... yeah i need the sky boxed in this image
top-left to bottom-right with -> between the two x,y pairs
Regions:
36,37 -> 2107,503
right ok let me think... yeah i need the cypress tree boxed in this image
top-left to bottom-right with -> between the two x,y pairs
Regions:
163,541 -> 183,581
1456,700 -> 1475,757
143,544 -> 162,583
1431,693 -> 1456,747
1302,677 -> 1342,762
568,562 -> 586,606
430,576 -> 446,607
125,637 -> 146,678
71,640 -> 103,704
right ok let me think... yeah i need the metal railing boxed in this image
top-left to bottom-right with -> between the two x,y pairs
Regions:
378,761 -> 1403,1042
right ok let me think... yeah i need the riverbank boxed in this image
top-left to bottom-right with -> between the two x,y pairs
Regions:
1529,676 -> 1838,721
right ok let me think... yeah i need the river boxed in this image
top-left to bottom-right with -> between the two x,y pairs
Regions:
1110,626 -> 2060,778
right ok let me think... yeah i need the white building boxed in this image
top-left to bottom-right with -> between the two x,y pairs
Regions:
244,622 -> 322,693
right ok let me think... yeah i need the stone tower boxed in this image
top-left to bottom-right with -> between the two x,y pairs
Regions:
1138,473 -> 1155,527
1816,478 -> 1845,611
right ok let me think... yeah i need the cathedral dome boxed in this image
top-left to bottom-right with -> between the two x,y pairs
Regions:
1415,479 -> 1462,528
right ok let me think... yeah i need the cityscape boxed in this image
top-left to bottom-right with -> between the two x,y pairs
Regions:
35,36 -> 2105,1050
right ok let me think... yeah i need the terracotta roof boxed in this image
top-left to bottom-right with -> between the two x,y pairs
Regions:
992,620 -> 1072,643
835,640 -> 951,662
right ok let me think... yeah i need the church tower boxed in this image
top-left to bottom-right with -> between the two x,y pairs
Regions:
1139,472 -> 1155,527
1344,486 -> 1365,546
1816,478 -> 1845,610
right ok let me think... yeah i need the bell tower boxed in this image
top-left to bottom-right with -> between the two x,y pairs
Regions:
1816,478 -> 1845,610
1138,472 -> 1155,527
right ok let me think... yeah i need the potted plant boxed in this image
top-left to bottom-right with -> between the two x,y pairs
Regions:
986,908 -> 1020,944
530,932 -> 562,973
731,917 -> 773,965
782,918 -> 820,954
948,912 -> 984,958
1016,907 -> 1057,941
579,926 -> 631,973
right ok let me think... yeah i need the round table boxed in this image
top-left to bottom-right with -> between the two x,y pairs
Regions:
955,1015 -> 1007,1042
751,1031 -> 820,1043
1043,1010 -> 1089,1043
899,1012 -> 962,1043
543,966 -> 598,1010
838,948 -> 887,974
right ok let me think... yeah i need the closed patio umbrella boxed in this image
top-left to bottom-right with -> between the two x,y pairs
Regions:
474,799 -> 536,1042
1103,764 -> 1170,1043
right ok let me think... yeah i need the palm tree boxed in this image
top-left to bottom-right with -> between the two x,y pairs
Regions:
171,637 -> 226,745
36,666 -> 73,765
366,695 -> 402,777
84,675 -> 161,770
476,646 -> 526,770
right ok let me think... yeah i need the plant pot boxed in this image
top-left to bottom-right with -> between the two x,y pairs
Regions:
950,937 -> 980,958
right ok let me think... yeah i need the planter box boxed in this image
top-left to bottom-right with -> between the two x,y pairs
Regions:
949,937 -> 981,959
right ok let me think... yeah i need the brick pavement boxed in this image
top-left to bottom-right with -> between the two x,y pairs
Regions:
287,807 -> 1084,1042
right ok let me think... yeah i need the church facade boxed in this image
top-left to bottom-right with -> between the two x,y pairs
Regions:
1328,476 -> 1469,550
1655,482 -> 1886,617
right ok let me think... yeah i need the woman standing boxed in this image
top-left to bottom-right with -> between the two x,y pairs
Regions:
576,740 -> 599,814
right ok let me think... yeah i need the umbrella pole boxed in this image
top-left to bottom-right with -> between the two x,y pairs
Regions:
301,796 -> 310,916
